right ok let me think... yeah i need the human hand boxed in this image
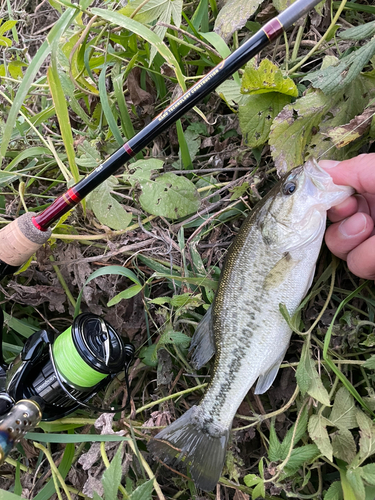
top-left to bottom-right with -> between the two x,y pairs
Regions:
320,154 -> 375,280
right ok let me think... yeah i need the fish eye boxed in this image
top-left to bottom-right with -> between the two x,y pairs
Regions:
283,181 -> 297,196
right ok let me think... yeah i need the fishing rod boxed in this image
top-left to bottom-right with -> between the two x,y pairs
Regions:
0,0 -> 323,279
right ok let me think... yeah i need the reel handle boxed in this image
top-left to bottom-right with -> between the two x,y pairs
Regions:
0,213 -> 51,279
0,399 -> 42,464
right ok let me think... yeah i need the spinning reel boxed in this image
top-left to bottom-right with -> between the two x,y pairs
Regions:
0,312 -> 134,463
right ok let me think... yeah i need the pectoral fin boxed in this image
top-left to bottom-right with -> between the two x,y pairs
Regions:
254,351 -> 287,394
264,252 -> 298,290
189,305 -> 215,370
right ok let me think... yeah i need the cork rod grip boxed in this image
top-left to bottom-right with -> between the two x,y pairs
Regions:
0,213 -> 51,273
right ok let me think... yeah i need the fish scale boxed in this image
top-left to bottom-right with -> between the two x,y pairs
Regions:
149,159 -> 354,491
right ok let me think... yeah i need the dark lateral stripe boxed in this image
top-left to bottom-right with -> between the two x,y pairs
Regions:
123,143 -> 135,157
262,18 -> 283,41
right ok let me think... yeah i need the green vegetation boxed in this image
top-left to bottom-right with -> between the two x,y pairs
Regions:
1,0 -> 375,498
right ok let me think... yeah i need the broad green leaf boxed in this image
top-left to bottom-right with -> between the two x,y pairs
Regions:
129,479 -> 154,500
86,177 -> 132,230
125,158 -> 164,185
91,8 -> 185,90
296,340 -> 331,406
0,35 -> 11,47
241,59 -> 298,97
159,329 -> 190,347
306,38 -> 375,95
107,284 -> 143,306
93,493 -> 103,500
362,464 -> 375,486
102,443 -> 123,500
244,473 -> 261,488
268,422 -> 282,461
139,343 -> 158,367
346,468 -> 366,500
214,0 -> 262,42
357,409 -> 375,461
365,486 -> 375,500
329,387 -> 357,430
270,89 -> 335,172
324,481 -> 343,500
339,21 -> 375,41
283,444 -> 320,476
363,354 -> 375,370
170,292 -> 203,308
0,20 -> 17,35
279,406 -> 309,460
216,80 -> 250,108
251,480 -> 265,500
8,61 -> 27,80
239,93 -> 292,148
138,172 -> 200,219
331,428 -> 357,464
308,414 -> 333,461
76,140 -> 102,168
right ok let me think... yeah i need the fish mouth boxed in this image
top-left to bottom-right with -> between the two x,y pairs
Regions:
303,158 -> 354,209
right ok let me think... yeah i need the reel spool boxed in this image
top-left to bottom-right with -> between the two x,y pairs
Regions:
2,313 -> 134,421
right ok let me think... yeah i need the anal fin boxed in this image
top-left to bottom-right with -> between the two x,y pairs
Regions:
254,351 -> 286,394
189,305 -> 215,370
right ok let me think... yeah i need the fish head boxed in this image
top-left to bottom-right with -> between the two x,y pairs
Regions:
262,158 -> 354,251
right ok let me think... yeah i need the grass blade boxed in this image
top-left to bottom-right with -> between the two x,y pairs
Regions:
0,8 -> 79,165
98,64 -> 124,146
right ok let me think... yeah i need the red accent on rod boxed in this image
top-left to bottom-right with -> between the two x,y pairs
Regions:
68,187 -> 81,203
32,189 -> 81,231
123,143 -> 135,157
32,216 -> 44,232
262,18 -> 283,41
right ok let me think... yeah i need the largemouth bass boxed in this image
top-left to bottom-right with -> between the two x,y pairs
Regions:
148,159 -> 354,491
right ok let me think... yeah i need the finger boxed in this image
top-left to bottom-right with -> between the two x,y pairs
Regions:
325,212 -> 374,260
327,194 -> 369,222
347,235 -> 375,279
319,154 -> 375,194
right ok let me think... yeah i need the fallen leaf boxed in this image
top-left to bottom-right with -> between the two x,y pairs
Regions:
214,0 -> 262,42
327,104 -> 375,148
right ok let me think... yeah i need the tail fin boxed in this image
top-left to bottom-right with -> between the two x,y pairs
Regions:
148,405 -> 229,491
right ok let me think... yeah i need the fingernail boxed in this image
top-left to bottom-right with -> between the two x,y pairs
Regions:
319,160 -> 341,169
339,213 -> 367,237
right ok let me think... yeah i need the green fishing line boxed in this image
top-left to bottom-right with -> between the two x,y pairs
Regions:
53,327 -> 106,388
